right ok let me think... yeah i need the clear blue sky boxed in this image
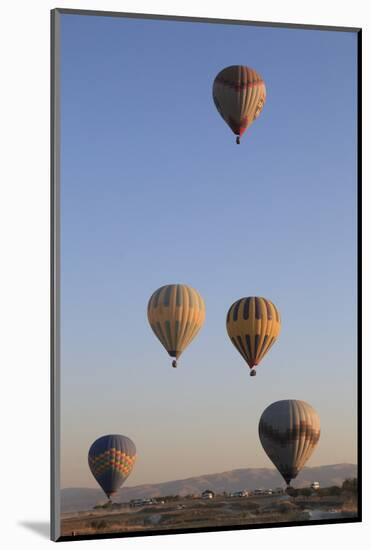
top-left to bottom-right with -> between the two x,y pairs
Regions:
60,13 -> 357,489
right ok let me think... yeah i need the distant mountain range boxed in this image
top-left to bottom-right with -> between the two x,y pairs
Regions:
61,463 -> 357,513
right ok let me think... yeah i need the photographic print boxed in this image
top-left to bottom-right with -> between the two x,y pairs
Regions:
51,9 -> 360,542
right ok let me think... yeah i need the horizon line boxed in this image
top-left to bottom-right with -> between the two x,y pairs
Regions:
61,462 -> 357,491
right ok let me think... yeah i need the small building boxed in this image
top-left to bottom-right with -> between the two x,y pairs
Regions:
272,487 -> 284,495
311,481 -> 320,490
201,490 -> 215,499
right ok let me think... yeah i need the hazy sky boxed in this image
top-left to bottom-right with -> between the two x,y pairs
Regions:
60,13 -> 357,489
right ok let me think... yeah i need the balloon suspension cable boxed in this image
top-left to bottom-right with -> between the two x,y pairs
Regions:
172,360 -> 177,368
250,368 -> 256,377
236,136 -> 240,145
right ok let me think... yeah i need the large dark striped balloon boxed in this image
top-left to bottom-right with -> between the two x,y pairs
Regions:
88,435 -> 136,499
259,400 -> 321,486
226,296 -> 281,376
147,284 -> 206,368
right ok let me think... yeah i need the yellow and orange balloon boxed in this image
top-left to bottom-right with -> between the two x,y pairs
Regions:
212,65 -> 266,144
147,284 -> 206,368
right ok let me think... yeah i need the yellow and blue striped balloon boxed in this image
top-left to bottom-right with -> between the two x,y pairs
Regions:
226,296 -> 281,376
147,284 -> 206,368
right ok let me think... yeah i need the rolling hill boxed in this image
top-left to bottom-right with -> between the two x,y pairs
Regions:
61,463 -> 357,513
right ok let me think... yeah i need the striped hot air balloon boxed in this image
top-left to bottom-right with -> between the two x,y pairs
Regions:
212,65 -> 266,144
259,400 -> 321,486
88,435 -> 136,500
226,296 -> 281,376
147,284 -> 206,368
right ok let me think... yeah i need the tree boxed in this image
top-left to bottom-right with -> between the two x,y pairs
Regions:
286,487 -> 299,498
318,485 -> 342,497
342,478 -> 357,494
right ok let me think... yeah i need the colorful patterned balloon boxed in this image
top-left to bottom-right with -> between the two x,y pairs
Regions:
88,435 -> 136,499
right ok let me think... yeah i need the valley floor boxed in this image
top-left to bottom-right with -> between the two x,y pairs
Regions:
60,494 -> 358,537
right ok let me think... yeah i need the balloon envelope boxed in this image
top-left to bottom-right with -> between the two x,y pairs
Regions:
147,284 -> 206,365
212,65 -> 266,141
259,400 -> 320,485
226,297 -> 281,373
88,434 -> 136,498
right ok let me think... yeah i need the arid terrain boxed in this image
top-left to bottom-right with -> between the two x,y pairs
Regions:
61,492 -> 358,537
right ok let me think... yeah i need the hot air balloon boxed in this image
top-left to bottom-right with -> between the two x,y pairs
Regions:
147,284 -> 206,368
226,296 -> 280,376
212,65 -> 266,144
88,434 -> 136,500
259,400 -> 320,486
